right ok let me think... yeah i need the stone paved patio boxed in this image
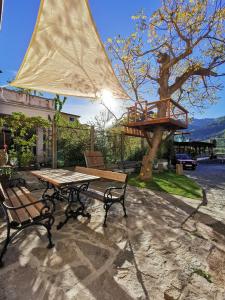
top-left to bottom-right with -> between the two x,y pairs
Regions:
186,163 -> 225,225
1,171 -> 225,299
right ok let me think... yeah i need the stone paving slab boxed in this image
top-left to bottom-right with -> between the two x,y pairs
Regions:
0,171 -> 225,299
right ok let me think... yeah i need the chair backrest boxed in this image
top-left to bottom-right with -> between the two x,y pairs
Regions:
84,151 -> 106,169
75,166 -> 127,183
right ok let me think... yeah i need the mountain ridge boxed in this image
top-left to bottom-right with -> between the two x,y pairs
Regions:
188,116 -> 225,140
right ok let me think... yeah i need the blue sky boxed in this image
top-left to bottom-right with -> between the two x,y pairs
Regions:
0,0 -> 224,122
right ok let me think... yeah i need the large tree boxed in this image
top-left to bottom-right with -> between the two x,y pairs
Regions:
107,0 -> 225,179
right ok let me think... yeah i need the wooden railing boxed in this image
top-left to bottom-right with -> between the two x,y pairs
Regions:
127,99 -> 188,128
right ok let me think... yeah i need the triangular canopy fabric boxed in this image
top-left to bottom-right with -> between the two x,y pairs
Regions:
11,0 -> 129,100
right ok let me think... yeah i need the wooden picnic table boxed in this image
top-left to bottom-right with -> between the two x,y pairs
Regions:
31,168 -> 100,229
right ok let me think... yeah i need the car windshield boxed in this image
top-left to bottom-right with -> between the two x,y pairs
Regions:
176,154 -> 191,160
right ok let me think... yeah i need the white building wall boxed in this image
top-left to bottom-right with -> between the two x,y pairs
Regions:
0,89 -> 55,164
0,88 -> 55,120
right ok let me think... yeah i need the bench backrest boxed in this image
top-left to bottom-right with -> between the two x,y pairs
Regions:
84,151 -> 106,169
0,182 -> 7,202
75,166 -> 127,183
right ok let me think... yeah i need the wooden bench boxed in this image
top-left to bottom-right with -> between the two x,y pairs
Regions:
0,178 -> 55,267
84,150 -> 139,173
84,151 -> 106,169
75,166 -> 128,226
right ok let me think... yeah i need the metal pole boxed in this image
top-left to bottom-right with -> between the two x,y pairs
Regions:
52,120 -> 57,168
90,126 -> 95,151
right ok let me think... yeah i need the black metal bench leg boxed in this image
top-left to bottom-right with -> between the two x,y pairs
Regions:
0,225 -> 11,268
103,203 -> 111,227
121,198 -> 128,217
45,216 -> 55,249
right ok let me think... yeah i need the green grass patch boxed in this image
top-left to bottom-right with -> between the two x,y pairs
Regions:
128,171 -> 202,199
192,268 -> 212,283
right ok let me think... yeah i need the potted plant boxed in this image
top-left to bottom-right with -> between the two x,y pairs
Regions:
0,166 -> 15,187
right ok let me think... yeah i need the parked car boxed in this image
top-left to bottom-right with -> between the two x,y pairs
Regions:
172,153 -> 197,170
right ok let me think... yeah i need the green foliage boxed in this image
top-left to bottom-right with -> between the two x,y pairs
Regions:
192,268 -> 212,283
128,171 -> 202,199
56,113 -> 80,128
19,150 -> 35,167
8,149 -> 18,166
57,117 -> 90,167
94,130 -> 146,165
54,94 -> 67,122
0,166 -> 15,178
54,94 -> 67,112
157,138 -> 175,160
0,112 -> 50,167
92,110 -> 147,164
126,146 -> 146,162
124,137 -> 147,161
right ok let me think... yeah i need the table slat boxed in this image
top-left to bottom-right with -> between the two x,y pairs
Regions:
31,169 -> 100,187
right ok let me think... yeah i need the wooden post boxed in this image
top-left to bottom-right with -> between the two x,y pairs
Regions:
158,163 -> 164,172
141,137 -> 145,151
120,133 -> 125,162
134,102 -> 137,122
176,163 -> 183,175
52,120 -> 57,169
90,126 -> 95,151
145,101 -> 147,119
185,111 -> 188,127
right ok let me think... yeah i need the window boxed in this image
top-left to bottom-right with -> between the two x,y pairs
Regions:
69,117 -> 75,122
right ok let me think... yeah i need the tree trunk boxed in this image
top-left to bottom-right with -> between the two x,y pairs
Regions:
139,53 -> 171,180
139,97 -> 169,180
139,126 -> 163,180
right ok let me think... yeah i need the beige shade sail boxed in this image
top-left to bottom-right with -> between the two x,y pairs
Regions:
10,0 -> 129,100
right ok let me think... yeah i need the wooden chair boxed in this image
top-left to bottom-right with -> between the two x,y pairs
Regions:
75,166 -> 128,226
0,178 -> 55,267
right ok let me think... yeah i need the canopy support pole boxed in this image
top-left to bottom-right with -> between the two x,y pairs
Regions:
52,121 -> 57,168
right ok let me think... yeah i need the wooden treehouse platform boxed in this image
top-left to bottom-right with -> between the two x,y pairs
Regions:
123,98 -> 188,136
123,127 -> 145,138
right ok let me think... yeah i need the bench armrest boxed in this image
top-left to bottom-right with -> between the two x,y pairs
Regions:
104,184 -> 126,200
3,194 -> 55,213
